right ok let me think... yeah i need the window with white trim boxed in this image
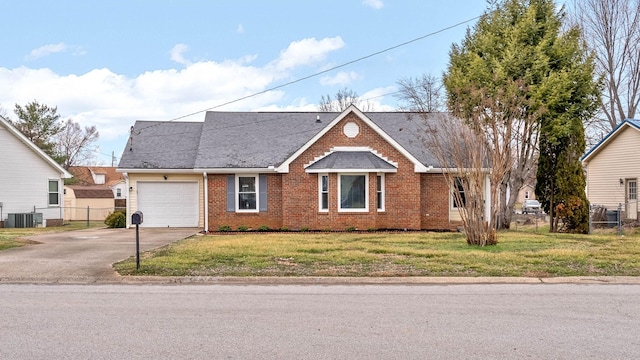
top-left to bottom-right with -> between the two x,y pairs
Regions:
376,174 -> 385,211
237,175 -> 258,212
319,174 -> 329,211
628,180 -> 637,200
116,188 -> 122,198
48,180 -> 60,206
339,174 -> 368,212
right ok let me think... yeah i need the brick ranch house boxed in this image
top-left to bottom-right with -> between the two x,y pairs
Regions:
117,105 -> 490,231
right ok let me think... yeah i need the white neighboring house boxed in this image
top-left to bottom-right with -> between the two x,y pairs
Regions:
0,115 -> 72,227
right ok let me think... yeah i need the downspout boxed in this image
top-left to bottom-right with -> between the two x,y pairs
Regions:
203,172 -> 209,233
485,174 -> 491,226
124,172 -> 130,229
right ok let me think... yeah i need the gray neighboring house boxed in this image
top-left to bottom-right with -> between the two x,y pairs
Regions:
117,105 -> 490,230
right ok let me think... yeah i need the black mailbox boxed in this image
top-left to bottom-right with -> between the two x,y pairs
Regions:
131,211 -> 143,225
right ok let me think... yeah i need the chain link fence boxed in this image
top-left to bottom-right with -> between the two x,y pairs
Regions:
589,203 -> 622,235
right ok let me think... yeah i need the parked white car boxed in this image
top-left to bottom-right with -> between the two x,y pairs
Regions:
522,199 -> 541,214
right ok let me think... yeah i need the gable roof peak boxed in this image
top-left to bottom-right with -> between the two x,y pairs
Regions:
275,106 -> 428,173
0,115 -> 71,178
582,118 -> 640,162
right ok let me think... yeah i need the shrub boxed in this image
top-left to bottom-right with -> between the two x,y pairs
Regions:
237,225 -> 249,232
280,226 -> 289,232
345,226 -> 356,232
299,226 -> 309,232
104,210 -> 126,228
218,225 -> 232,232
257,225 -> 270,232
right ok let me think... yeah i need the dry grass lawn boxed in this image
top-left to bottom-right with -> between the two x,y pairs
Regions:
114,226 -> 640,277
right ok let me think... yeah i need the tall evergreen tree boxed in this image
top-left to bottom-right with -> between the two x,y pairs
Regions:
535,25 -> 599,233
12,101 -> 65,163
443,0 -> 598,232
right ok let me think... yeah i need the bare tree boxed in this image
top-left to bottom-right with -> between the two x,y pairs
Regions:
54,119 -> 99,168
396,74 -> 445,112
572,0 -> 640,130
422,113 -> 505,246
318,88 -> 372,112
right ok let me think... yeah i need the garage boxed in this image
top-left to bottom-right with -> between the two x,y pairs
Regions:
136,182 -> 199,227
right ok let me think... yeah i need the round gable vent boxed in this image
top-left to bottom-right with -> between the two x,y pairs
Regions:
343,122 -> 359,138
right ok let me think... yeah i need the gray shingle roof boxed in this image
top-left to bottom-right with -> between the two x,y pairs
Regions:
306,151 -> 396,171
118,110 -> 449,170
118,121 -> 203,169
366,112 -> 441,166
194,112 -> 331,168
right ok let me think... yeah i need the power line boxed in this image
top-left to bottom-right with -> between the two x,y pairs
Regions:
166,15 -> 482,122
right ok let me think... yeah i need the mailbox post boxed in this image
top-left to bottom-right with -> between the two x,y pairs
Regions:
131,211 -> 144,269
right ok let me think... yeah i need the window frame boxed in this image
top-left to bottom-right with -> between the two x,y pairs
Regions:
318,174 -> 329,212
48,179 -> 60,206
376,174 -> 385,212
451,177 -> 467,209
628,179 -> 637,201
236,174 -> 259,213
338,173 -> 369,213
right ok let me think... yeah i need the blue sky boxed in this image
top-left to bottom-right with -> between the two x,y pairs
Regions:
0,0 -> 491,165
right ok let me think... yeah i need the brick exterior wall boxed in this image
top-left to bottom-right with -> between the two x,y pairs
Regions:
281,113 -> 423,230
206,112 -> 459,231
45,218 -> 64,227
421,173 -> 461,230
207,174 -> 283,231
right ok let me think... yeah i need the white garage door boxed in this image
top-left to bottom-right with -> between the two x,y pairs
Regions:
137,182 -> 199,227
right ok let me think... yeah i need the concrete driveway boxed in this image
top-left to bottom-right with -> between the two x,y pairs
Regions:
0,227 -> 199,284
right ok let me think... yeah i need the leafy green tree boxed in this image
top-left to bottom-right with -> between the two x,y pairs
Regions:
443,0 -> 597,232
535,26 -> 599,233
12,101 -> 65,163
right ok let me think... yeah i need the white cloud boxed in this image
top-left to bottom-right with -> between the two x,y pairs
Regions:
170,43 -> 191,65
320,71 -> 360,86
0,36 -> 396,163
363,0 -> 384,10
272,37 -> 345,71
360,86 -> 397,111
25,43 -> 69,61
237,24 -> 245,34
0,36 -> 348,154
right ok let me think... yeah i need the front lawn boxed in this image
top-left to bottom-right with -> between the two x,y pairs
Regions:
114,226 -> 640,277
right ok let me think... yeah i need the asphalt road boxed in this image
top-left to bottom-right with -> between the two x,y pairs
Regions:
1,283 -> 638,359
